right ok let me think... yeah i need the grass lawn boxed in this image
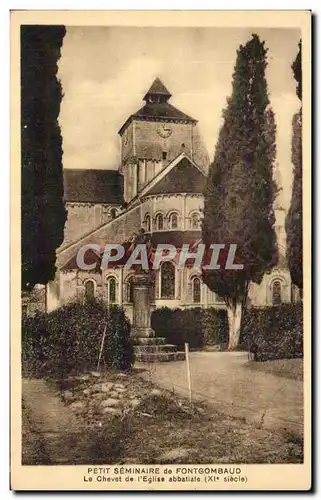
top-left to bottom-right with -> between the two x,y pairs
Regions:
245,358 -> 303,381
22,402 -> 51,465
26,369 -> 303,465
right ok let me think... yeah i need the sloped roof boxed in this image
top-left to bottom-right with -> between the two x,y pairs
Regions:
61,235 -> 202,271
134,102 -> 196,123
63,169 -> 124,204
118,78 -> 197,135
147,156 -> 206,196
61,247 -> 102,271
150,231 -> 201,248
118,103 -> 197,135
143,78 -> 172,100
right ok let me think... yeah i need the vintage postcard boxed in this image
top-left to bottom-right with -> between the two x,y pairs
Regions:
11,10 -> 311,491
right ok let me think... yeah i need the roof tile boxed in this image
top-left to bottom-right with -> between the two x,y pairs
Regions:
63,169 -> 124,204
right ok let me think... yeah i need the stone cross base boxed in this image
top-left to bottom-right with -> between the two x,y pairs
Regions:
131,271 -> 185,362
131,327 -> 155,339
133,335 -> 185,362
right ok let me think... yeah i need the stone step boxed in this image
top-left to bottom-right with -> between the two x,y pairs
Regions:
135,352 -> 186,363
134,344 -> 177,354
132,337 -> 167,346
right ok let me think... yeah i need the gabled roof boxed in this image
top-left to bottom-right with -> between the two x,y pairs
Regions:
138,153 -> 206,198
63,169 -> 124,204
58,153 -> 205,269
147,156 -> 206,196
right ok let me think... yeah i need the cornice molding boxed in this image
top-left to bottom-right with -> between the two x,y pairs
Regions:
140,192 -> 203,203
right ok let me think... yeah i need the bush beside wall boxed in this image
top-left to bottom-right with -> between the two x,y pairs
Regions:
202,308 -> 229,346
151,307 -> 228,349
22,300 -> 134,378
242,303 -> 303,361
151,303 -> 303,361
22,301 -> 303,375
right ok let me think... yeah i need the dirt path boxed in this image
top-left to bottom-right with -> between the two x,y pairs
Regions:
21,369 -> 303,466
137,351 -> 304,435
22,379 -> 90,465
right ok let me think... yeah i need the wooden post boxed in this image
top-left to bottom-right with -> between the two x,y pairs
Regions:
184,343 -> 192,406
97,324 -> 107,371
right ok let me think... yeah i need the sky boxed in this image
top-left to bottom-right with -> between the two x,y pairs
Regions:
58,26 -> 301,208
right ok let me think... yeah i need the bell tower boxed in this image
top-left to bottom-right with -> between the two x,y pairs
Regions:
118,78 -> 200,203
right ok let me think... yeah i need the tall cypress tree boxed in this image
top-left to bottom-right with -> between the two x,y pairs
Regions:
21,26 -> 67,291
285,41 -> 302,291
202,34 -> 278,349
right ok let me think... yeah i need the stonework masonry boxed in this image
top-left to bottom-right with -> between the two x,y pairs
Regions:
48,77 -> 299,314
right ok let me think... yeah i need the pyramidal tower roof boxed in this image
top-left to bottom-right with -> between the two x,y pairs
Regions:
118,77 -> 196,135
143,77 -> 172,101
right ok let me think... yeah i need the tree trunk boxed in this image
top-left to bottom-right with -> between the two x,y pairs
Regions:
227,301 -> 243,350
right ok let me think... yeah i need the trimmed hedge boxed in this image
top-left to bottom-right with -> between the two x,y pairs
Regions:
202,308 -> 229,346
151,307 -> 228,349
242,303 -> 303,361
151,303 -> 303,361
22,300 -> 134,378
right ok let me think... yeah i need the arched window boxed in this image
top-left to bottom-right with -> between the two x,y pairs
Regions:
190,212 -> 200,229
169,212 -> 178,229
272,280 -> 282,306
85,280 -> 95,302
145,214 -> 151,232
192,276 -> 201,303
155,213 -> 164,230
160,261 -> 175,298
126,277 -> 134,303
110,208 -> 117,219
107,276 -> 117,304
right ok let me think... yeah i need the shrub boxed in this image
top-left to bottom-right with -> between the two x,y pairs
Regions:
22,300 -> 134,378
151,307 -> 228,349
242,303 -> 303,361
105,306 -> 133,371
22,311 -> 49,376
202,308 -> 228,346
151,307 -> 203,349
151,303 -> 302,360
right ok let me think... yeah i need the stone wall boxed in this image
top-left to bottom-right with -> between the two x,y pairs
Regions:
121,119 -> 210,203
123,120 -> 194,166
121,121 -> 134,164
61,202 -> 121,249
57,203 -> 142,269
191,125 -> 210,173
248,269 -> 292,307
141,194 -> 203,231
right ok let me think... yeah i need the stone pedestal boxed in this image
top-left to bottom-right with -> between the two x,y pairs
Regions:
131,272 -> 154,339
131,271 -> 185,363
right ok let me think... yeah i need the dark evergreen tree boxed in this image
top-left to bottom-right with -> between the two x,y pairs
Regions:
286,41 -> 302,291
202,34 -> 278,349
21,26 -> 67,291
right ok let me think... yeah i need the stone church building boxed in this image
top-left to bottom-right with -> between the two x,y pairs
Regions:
48,78 -> 297,320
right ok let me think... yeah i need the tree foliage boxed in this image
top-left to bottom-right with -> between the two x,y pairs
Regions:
285,41 -> 302,290
292,40 -> 302,101
202,34 -> 278,346
21,26 -> 67,291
